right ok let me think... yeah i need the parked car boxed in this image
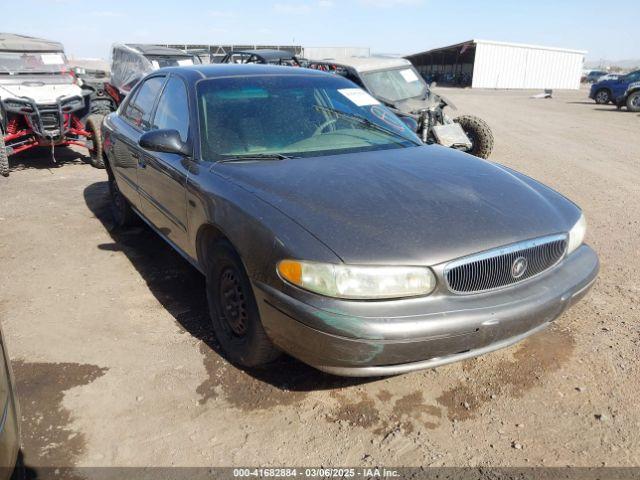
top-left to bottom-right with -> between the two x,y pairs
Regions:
0,33 -> 104,175
104,44 -> 201,111
0,323 -> 20,480
101,64 -> 599,377
589,70 -> 640,104
220,49 -> 302,67
307,57 -> 494,159
617,81 -> 640,112
583,70 -> 607,83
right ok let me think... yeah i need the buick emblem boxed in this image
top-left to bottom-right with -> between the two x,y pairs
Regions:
511,256 -> 528,279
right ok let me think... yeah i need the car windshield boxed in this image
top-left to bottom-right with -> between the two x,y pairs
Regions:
360,67 -> 428,103
197,75 -> 421,161
0,51 -> 68,74
146,55 -> 201,69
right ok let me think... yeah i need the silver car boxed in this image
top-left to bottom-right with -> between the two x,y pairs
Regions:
102,64 -> 599,377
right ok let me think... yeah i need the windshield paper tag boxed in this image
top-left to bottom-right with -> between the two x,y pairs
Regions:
177,59 -> 194,66
41,54 -> 64,65
338,88 -> 380,107
400,69 -> 419,83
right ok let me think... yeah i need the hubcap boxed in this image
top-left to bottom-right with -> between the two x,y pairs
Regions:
219,268 -> 248,337
597,91 -> 608,102
632,94 -> 640,107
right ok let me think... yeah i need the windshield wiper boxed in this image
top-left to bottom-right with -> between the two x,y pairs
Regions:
217,153 -> 293,163
314,105 -> 420,146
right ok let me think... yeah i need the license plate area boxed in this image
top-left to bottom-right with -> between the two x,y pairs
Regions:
432,123 -> 472,149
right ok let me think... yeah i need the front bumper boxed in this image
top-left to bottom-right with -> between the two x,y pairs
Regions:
254,245 -> 599,377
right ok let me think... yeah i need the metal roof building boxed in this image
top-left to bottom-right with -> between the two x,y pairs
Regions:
406,39 -> 586,90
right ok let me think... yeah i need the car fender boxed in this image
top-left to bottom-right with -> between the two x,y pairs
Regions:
185,165 -> 342,285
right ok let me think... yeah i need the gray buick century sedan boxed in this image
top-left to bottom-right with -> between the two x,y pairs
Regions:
102,64 -> 599,377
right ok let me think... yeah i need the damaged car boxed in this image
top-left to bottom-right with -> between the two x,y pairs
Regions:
308,56 -> 494,159
104,44 -> 201,110
102,64 -> 598,377
0,33 -> 104,176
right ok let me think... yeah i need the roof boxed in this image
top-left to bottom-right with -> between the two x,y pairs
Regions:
125,44 -> 192,57
312,56 -> 411,72
162,63 -> 330,81
0,32 -> 64,52
228,49 -> 297,60
406,39 -> 587,58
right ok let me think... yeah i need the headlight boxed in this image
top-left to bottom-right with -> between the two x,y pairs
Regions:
277,260 -> 436,300
567,213 -> 587,255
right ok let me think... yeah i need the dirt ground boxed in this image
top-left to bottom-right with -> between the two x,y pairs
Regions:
0,87 -> 639,469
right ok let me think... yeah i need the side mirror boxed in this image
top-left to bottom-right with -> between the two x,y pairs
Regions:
139,129 -> 192,156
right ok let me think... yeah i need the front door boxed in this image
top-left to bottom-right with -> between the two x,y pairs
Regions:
137,75 -> 192,251
112,75 -> 167,209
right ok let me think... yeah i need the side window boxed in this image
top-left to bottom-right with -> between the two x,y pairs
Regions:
627,72 -> 640,82
122,76 -> 165,130
152,77 -> 190,142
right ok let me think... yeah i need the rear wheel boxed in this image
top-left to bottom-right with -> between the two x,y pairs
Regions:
454,115 -> 494,159
626,91 -> 640,112
594,89 -> 610,104
85,114 -> 105,169
205,241 -> 281,368
107,169 -> 137,228
0,134 -> 9,177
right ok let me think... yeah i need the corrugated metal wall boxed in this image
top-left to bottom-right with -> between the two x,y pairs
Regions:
472,42 -> 584,89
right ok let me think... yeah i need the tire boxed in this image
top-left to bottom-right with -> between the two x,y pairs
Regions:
454,115 -> 494,159
594,89 -> 610,105
626,91 -> 640,112
205,241 -> 281,368
85,114 -> 105,169
0,134 -> 9,177
107,168 -> 138,228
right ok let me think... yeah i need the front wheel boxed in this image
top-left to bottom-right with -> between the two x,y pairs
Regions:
626,91 -> 640,112
85,114 -> 105,169
0,134 -> 9,177
594,89 -> 610,104
454,115 -> 494,159
205,241 -> 281,368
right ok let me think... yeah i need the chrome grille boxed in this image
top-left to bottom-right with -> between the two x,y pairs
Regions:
445,234 -> 567,294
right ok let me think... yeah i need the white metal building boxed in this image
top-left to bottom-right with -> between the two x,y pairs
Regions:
406,40 -> 586,90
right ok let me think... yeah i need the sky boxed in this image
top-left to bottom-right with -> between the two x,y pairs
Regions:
2,0 -> 638,62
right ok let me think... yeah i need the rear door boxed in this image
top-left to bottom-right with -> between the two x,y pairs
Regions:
137,75 -> 192,251
110,75 -> 166,208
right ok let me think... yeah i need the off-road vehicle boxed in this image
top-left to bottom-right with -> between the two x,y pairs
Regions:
104,44 -> 201,110
308,56 -> 494,159
0,33 -> 104,176
220,49 -> 303,67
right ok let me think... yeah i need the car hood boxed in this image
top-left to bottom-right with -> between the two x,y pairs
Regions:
0,79 -> 82,104
213,145 -> 580,265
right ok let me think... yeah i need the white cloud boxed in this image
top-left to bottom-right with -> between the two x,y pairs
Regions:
318,0 -> 334,7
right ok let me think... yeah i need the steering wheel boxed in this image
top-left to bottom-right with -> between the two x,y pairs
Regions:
313,118 -> 338,136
